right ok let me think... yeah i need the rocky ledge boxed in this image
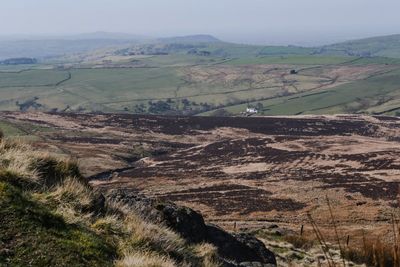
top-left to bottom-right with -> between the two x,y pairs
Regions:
108,190 -> 277,267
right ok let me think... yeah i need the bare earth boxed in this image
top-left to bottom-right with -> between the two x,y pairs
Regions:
1,111 -> 400,245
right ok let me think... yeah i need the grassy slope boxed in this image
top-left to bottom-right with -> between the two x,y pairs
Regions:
199,68 -> 400,116
226,55 -> 355,65
0,57 -> 398,115
0,180 -> 115,267
0,69 -> 69,87
0,139 -> 221,267
319,34 -> 400,58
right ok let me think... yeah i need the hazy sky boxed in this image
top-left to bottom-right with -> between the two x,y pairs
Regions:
1,0 -> 400,45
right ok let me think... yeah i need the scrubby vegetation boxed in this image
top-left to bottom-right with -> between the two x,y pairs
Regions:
0,135 -> 222,267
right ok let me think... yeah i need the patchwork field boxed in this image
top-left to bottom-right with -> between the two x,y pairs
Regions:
1,111 -> 399,249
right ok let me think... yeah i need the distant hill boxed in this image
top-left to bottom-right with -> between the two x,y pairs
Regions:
0,38 -> 139,60
316,34 -> 400,58
67,31 -> 150,40
158,34 -> 221,44
2,32 -> 400,61
0,34 -> 221,60
0,32 -> 153,60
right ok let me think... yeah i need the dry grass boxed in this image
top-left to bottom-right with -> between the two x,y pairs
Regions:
0,138 -> 81,189
307,197 -> 400,267
100,200 -> 223,266
283,234 -> 315,250
47,177 -> 96,224
52,177 -> 94,208
0,138 -> 42,182
104,200 -> 186,251
115,251 -> 177,267
342,213 -> 400,267
121,213 -> 187,254
191,243 -> 221,267
344,238 -> 397,266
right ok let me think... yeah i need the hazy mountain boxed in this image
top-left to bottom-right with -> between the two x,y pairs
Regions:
158,34 -> 221,44
0,33 -> 222,60
2,32 -> 400,61
0,32 -> 151,60
64,31 -> 151,40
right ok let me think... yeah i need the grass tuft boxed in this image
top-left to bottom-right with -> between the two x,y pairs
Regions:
115,251 -> 177,267
283,234 -> 315,250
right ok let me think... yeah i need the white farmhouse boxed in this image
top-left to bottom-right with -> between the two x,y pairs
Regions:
246,107 -> 258,114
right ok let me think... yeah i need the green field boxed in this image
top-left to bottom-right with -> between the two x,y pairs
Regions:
199,68 -> 400,116
0,69 -> 69,87
1,39 -> 400,116
318,34 -> 400,58
226,55 -> 357,65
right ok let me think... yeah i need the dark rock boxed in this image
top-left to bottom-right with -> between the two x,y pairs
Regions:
155,202 -> 208,243
88,191 -> 106,215
107,190 -> 277,266
207,225 -> 276,265
239,262 -> 276,267
108,190 -> 208,242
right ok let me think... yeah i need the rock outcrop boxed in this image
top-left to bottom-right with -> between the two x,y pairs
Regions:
108,190 -> 277,266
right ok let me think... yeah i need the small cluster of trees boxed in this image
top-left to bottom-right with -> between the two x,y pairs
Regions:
130,98 -> 217,115
0,57 -> 37,65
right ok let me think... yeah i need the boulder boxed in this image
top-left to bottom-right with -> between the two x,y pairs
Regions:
207,225 -> 276,265
108,190 -> 276,266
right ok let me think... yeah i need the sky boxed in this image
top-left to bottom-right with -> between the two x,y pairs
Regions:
1,0 -> 400,46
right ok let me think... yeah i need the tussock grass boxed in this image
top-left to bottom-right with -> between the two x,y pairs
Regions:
31,156 -> 81,188
0,138 -> 80,189
307,196 -> 400,267
0,139 -> 42,183
103,200 -> 202,264
191,243 -> 221,267
283,234 -> 315,250
49,177 -> 99,225
115,251 -> 177,267
343,238 -> 397,266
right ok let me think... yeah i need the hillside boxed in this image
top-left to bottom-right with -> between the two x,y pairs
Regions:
0,54 -> 399,116
317,34 -> 400,58
0,135 -> 277,266
1,112 -> 399,266
1,33 -> 400,116
0,34 -> 221,61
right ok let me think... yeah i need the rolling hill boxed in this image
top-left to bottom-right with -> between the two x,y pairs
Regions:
316,34 -> 400,58
0,33 -> 400,116
158,34 -> 221,44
